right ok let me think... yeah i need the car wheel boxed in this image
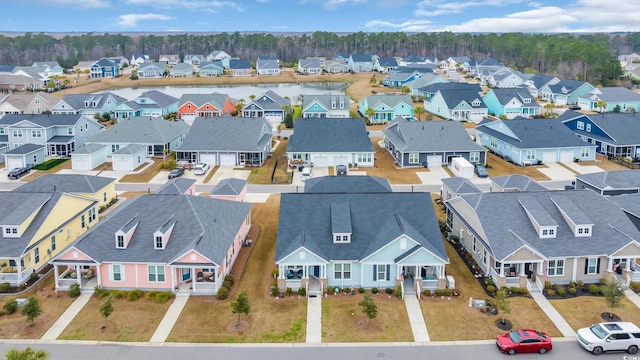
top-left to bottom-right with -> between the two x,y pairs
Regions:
539,347 -> 547,354
629,345 -> 638,354
592,347 -> 603,356
508,349 -> 516,355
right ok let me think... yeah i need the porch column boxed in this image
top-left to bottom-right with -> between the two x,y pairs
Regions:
499,263 -> 504,276
53,265 -> 60,290
16,257 -> 24,285
191,266 -> 196,292
415,265 -> 419,279
519,263 -> 525,276
97,265 -> 102,286
607,256 -> 613,272
626,259 -> 631,271
76,266 -> 81,284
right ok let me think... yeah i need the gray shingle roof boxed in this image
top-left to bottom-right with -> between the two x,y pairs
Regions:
5,143 -> 43,154
299,58 -> 320,68
88,116 -> 189,144
350,54 -> 373,62
527,74 -> 557,89
477,118 -> 592,149
157,178 -> 196,195
383,117 -> 486,152
229,59 -> 251,69
377,58 -> 398,67
57,93 -> 127,111
210,178 -> 247,196
275,192 -> 447,263
584,87 -> 640,102
441,177 -> 482,195
113,144 -> 145,155
287,118 -> 374,153
71,144 -> 107,155
417,82 -> 481,95
362,94 -> 413,109
488,88 -> 540,106
562,112 -> 640,145
575,170 -> 640,190
176,115 -> 271,151
437,89 -> 487,109
178,93 -> 230,109
13,174 -> 114,194
304,176 -> 392,193
257,59 -> 279,70
302,95 -> 350,112
609,193 -> 640,220
244,90 -> 289,111
0,113 -> 85,127
491,175 -> 548,192
547,79 -> 589,95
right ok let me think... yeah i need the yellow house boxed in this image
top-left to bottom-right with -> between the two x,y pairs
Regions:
12,174 -> 116,209
0,192 -> 98,286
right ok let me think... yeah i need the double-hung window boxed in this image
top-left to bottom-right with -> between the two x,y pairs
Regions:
547,259 -> 564,276
148,265 -> 165,282
334,263 -> 351,280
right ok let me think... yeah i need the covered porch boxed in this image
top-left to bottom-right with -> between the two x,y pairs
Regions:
488,260 -> 544,292
170,264 -> 220,295
47,138 -> 75,157
0,257 -> 33,287
277,263 -> 326,296
52,261 -> 98,291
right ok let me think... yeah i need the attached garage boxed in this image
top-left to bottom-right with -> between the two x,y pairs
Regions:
220,153 -> 237,166
4,144 -> 45,170
334,156 -> 348,166
313,156 -> 328,167
559,151 -> 575,163
112,144 -> 146,172
427,155 -> 442,167
542,152 -> 556,164
199,153 -> 217,167
263,113 -> 282,122
71,144 -> 107,171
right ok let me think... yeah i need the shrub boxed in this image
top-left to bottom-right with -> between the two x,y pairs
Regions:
285,287 -> 293,296
326,286 -> 335,295
371,287 -> 379,294
442,288 -> 451,296
385,288 -> 394,295
568,281 -> 576,288
112,290 -> 126,299
577,280 -> 584,287
30,272 -> 39,281
589,284 -> 600,295
568,287 -> 577,296
145,291 -> 159,301
217,287 -> 230,300
630,282 -> 640,292
395,285 -> 402,298
485,278 -> 495,287
544,281 -> 552,290
510,287 -> 521,295
557,287 -> 566,297
486,285 -> 496,293
153,292 -> 174,304
424,289 -> 432,296
224,275 -> 235,286
98,289 -> 112,299
358,287 -> 365,294
271,286 -> 279,297
222,280 -> 233,290
127,289 -> 143,301
69,283 -> 81,298
520,288 -> 530,296
434,289 -> 444,296
0,282 -> 10,293
297,287 -> 306,296
3,299 -> 18,314
547,289 -> 556,297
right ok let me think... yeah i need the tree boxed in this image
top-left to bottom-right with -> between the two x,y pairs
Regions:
364,107 -> 376,123
400,85 -> 411,95
596,99 -> 607,113
544,102 -> 555,117
231,290 -> 251,326
249,94 -> 256,101
284,110 -> 294,129
369,74 -> 377,86
414,106 -> 425,121
495,290 -> 511,325
601,280 -> 626,319
5,347 -> 48,360
100,294 -> 114,327
21,297 -> 42,325
358,292 -> 378,324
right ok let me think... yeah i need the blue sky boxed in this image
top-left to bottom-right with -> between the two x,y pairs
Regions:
5,0 -> 640,33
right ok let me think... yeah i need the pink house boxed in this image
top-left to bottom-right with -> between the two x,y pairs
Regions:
209,178 -> 247,202
51,192 -> 252,295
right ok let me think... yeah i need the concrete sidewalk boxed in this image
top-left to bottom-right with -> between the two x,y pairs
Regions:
625,289 -> 640,308
530,292 -> 576,337
404,295 -> 430,342
41,291 -> 93,340
149,292 -> 190,343
306,297 -> 322,343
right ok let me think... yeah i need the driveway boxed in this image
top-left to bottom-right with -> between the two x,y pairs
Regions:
537,163 -> 578,182
415,166 -> 450,185
561,161 -> 603,175
208,166 -> 251,185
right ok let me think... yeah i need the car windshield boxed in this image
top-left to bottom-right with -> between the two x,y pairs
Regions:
590,324 -> 609,339
508,331 -> 523,343
535,330 -> 547,340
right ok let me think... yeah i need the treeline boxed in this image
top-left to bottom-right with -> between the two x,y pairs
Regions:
1,31 -> 639,85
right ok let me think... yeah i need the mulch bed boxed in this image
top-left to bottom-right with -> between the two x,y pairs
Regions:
601,312 -> 622,322
496,319 -> 513,331
0,264 -> 52,294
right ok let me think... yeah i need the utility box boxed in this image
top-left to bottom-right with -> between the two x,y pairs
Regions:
449,157 -> 474,179
446,275 -> 455,289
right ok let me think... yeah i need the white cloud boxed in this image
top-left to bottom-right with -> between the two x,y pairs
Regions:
44,0 -> 110,7
366,19 -> 433,31
414,0 -> 525,17
124,0 -> 242,12
256,0 -> 271,3
440,7 -> 576,32
117,13 -> 173,27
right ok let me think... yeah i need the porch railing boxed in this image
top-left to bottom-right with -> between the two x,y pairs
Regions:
400,280 -> 404,300
0,266 -> 33,285
422,279 -> 438,291
632,271 -> 640,282
505,276 -> 520,287
534,274 -> 544,292
192,282 -> 217,293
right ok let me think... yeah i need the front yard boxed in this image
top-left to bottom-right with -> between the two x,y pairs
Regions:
550,296 -> 640,331
364,137 -> 428,184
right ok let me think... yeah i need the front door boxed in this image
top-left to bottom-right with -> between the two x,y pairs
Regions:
182,268 -> 191,281
313,265 -> 320,278
524,263 -> 535,279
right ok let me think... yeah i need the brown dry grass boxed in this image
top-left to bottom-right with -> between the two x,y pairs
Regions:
485,153 -> 551,181
420,242 -> 561,340
21,160 -> 72,181
167,195 -> 308,343
246,139 -> 289,185
322,293 -> 413,342
58,295 -> 172,341
593,154 -> 634,171
550,296 -> 640,331
202,165 -> 219,183
118,159 -> 162,183
0,273 -> 75,339
364,137 -> 427,184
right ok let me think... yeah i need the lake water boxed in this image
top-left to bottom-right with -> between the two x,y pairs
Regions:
97,82 -> 349,103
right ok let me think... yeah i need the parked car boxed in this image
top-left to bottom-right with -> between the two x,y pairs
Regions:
496,329 -> 552,355
301,166 -> 311,182
335,164 -> 347,176
168,168 -> 185,179
473,163 -> 488,178
7,167 -> 30,180
577,322 -> 640,355
568,104 -> 582,110
194,163 -> 209,175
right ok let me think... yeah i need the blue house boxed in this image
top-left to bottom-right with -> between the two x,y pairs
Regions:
90,58 -> 120,79
241,90 -> 290,121
358,94 -> 414,124
417,82 -> 481,101
476,117 -> 596,165
274,177 -> 449,296
198,61 -> 225,76
540,79 -> 595,106
424,88 -> 488,122
348,54 -> 374,72
137,62 -> 165,78
483,88 -> 541,119
301,95 -> 350,118
559,111 -> 640,159
113,90 -> 179,120
382,71 -> 424,88
51,92 -> 127,118
576,87 -> 640,113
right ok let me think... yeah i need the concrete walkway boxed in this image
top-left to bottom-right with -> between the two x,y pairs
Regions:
404,295 -> 430,342
41,291 -> 93,340
149,292 -> 191,343
306,296 -> 322,343
625,289 -> 640,308
530,292 -> 575,337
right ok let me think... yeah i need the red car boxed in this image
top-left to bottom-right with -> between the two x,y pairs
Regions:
496,329 -> 552,355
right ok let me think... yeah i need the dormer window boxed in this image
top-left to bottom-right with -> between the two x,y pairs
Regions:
540,227 -> 557,238
472,99 -> 480,106
155,235 -> 164,249
331,102 -> 336,109
523,98 -> 531,104
154,218 -> 175,250
84,101 -> 90,107
334,234 -> 351,243
116,234 -> 125,248
3,227 -> 19,238
576,225 -> 592,237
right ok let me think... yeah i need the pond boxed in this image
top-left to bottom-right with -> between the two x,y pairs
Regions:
97,82 -> 349,103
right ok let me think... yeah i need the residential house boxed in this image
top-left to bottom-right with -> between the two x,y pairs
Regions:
490,174 -> 548,192
374,58 -> 399,73
241,90 -> 290,121
304,175 -> 392,194
51,92 -> 127,118
113,90 -> 179,120
209,178 -> 247,202
348,54 -> 374,72
130,54 -> 151,67
333,53 -> 349,62
175,115 -> 272,167
395,64 -> 436,74
471,57 -> 503,78
487,67 -> 528,88
441,177 -> 482,201
298,59 -> 322,75
71,144 -> 108,171
0,74 -> 44,92
275,186 -> 449,295
137,62 -> 166,78
158,55 -> 179,66
574,170 -> 640,196
197,61 -> 225,77
476,117 -> 597,165
445,189 -> 640,289
286,118 -> 374,168
13,173 -> 116,208
183,54 -> 206,66
51,193 -> 252,294
169,63 -> 194,77
358,94 -> 414,124
559,111 -> 640,159
440,56 -> 471,71
383,117 -> 487,168
90,58 -> 120,79
540,79 -> 596,106
177,93 -> 235,120
32,62 -> 64,76
524,74 -> 560,98
618,53 -> 640,65
400,55 -> 437,66
418,82 -> 482,101
0,93 -> 60,117
577,87 -> 640,113
424,88 -> 488,122
86,116 -> 189,157
108,56 -> 129,69
229,59 -> 252,76
483,88 -> 541,119
256,59 -> 280,75
382,71 -> 424,88
207,50 -> 232,63
323,59 -> 348,73
0,113 -> 103,157
302,95 -> 350,118
111,144 -> 147,172
400,73 -> 448,96
157,178 -> 196,196
4,144 -> 45,169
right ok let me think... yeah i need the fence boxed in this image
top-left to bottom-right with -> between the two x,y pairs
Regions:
611,158 -> 640,169
271,156 -> 293,184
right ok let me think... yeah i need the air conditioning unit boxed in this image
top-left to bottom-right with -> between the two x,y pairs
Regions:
46,248 -> 52,255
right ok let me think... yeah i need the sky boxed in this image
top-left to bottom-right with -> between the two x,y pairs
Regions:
4,0 -> 640,34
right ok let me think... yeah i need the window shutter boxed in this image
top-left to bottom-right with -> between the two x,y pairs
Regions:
596,258 -> 600,274
584,259 -> 588,274
386,264 -> 390,281
373,265 -> 377,281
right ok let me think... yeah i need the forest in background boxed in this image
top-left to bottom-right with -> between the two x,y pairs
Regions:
1,31 -> 640,86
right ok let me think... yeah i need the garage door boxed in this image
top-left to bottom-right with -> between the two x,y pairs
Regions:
114,159 -> 131,172
6,158 -> 24,170
427,155 -> 442,167
314,156 -> 328,167
542,152 -> 556,163
560,151 -> 574,162
220,154 -> 236,166
73,159 -> 90,171
199,153 -> 217,167
334,156 -> 348,166
264,113 -> 282,122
